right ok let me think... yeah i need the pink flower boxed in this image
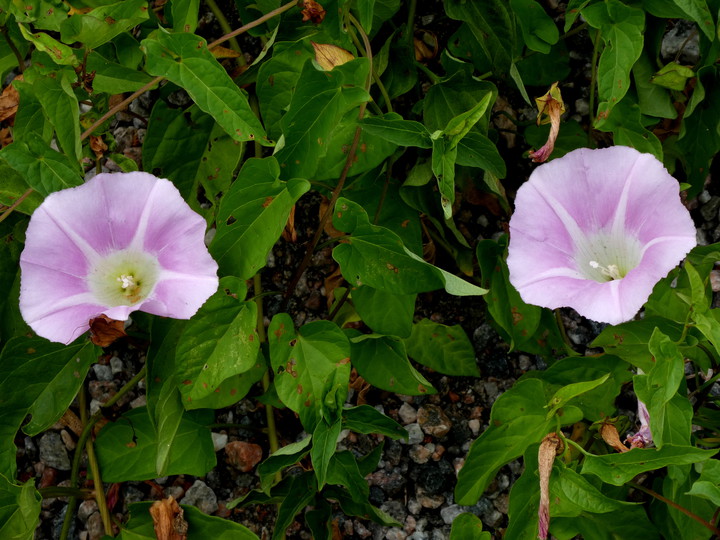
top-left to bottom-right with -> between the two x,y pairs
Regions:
508,146 -> 696,325
627,400 -> 653,449
20,172 -> 219,344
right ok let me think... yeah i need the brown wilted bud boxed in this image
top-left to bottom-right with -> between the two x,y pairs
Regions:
150,496 -> 188,540
311,42 -> 354,71
599,421 -> 629,453
529,82 -> 565,163
301,0 -> 326,24
538,432 -> 563,540
89,314 -> 127,347
90,135 -> 108,159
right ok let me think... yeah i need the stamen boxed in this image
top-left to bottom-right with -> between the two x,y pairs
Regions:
117,274 -> 136,289
589,261 -> 623,281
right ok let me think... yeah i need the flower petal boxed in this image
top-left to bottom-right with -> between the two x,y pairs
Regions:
508,146 -> 696,324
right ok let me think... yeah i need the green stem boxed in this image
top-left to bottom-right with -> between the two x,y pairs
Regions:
0,188 -> 33,224
414,61 -> 441,84
347,17 -> 393,113
629,481 -> 720,537
205,0 -> 245,63
281,12 -> 373,309
406,0 -> 417,49
588,29 -> 602,135
79,386 -> 113,536
39,487 -> 94,499
60,366 -> 147,540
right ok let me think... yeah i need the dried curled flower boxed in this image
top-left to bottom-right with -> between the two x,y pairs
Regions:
19,172 -> 219,344
508,146 -> 696,325
301,0 -> 326,24
528,82 -> 565,163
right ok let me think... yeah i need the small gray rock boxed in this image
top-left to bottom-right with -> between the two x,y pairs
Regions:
403,423 -> 424,445
181,480 -> 218,515
92,364 -> 113,382
39,432 -> 71,470
398,402 -> 418,425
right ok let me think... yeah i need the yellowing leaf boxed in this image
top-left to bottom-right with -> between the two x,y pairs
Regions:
311,42 -> 355,71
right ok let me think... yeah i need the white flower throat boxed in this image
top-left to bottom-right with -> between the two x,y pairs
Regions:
574,230 -> 642,283
88,250 -> 160,306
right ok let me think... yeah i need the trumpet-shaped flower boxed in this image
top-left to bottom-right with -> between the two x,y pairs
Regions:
20,172 -> 219,344
508,146 -> 696,325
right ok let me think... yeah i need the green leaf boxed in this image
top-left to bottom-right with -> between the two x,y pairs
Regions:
350,333 -> 437,395
686,460 -> 720,506
172,0 -> 200,32
510,0 -> 559,53
256,40 -> 314,140
0,337 -> 96,478
0,162 -> 42,214
581,446 -> 717,486
651,61 -> 695,91
86,50 -> 156,94
449,513 -> 491,539
524,355 -> 630,421
594,97 -> 663,160
545,374 -> 610,420
95,407 -> 216,482
455,132 -> 507,178
404,319 -> 479,376
633,329 -> 687,447
581,0 -> 644,129
258,436 -> 312,494
311,416 -> 342,489
272,473 -> 316,540
0,475 -> 40,540
341,405 -> 408,440
1,138 -> 82,196
361,114 -> 432,148
444,92 -> 494,148
431,134 -> 458,219
476,238 -> 543,350
60,0 -> 149,49
632,52 -> 678,119
118,502 -> 258,539
332,198 -> 487,296
268,314 -> 351,430
175,278 -> 259,406
423,72 -> 496,136
211,157 -> 310,279
591,316 -> 685,371
351,286 -> 415,338
324,485 -> 402,527
17,24 -> 79,66
25,69 -> 81,162
327,451 -> 370,503
444,0 -> 515,74
455,379 -> 555,504
142,29 -> 268,144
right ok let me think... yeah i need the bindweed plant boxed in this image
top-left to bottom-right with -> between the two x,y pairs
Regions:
0,0 -> 719,539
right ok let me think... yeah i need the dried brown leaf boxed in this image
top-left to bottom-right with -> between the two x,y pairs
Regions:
150,496 -> 188,540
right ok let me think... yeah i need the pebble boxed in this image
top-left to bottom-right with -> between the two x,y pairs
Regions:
406,497 -> 421,515
482,381 -> 500,403
398,403 -> 418,424
60,429 -> 76,451
39,432 -> 71,470
403,423 -> 424,445
417,405 -> 452,438
701,196 -> 720,222
416,487 -> 445,509
367,470 -> 406,495
110,356 -> 124,374
468,419 -> 480,436
493,493 -> 510,514
181,480 -> 218,514
225,441 -> 263,472
86,512 -> 104,540
661,20 -> 700,64
212,432 -> 228,452
78,500 -> 99,523
409,444 -> 432,464
88,381 -> 117,402
711,270 -> 720,292
440,504 -> 465,525
129,395 -> 147,409
385,529 -> 407,540
92,364 -> 113,382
